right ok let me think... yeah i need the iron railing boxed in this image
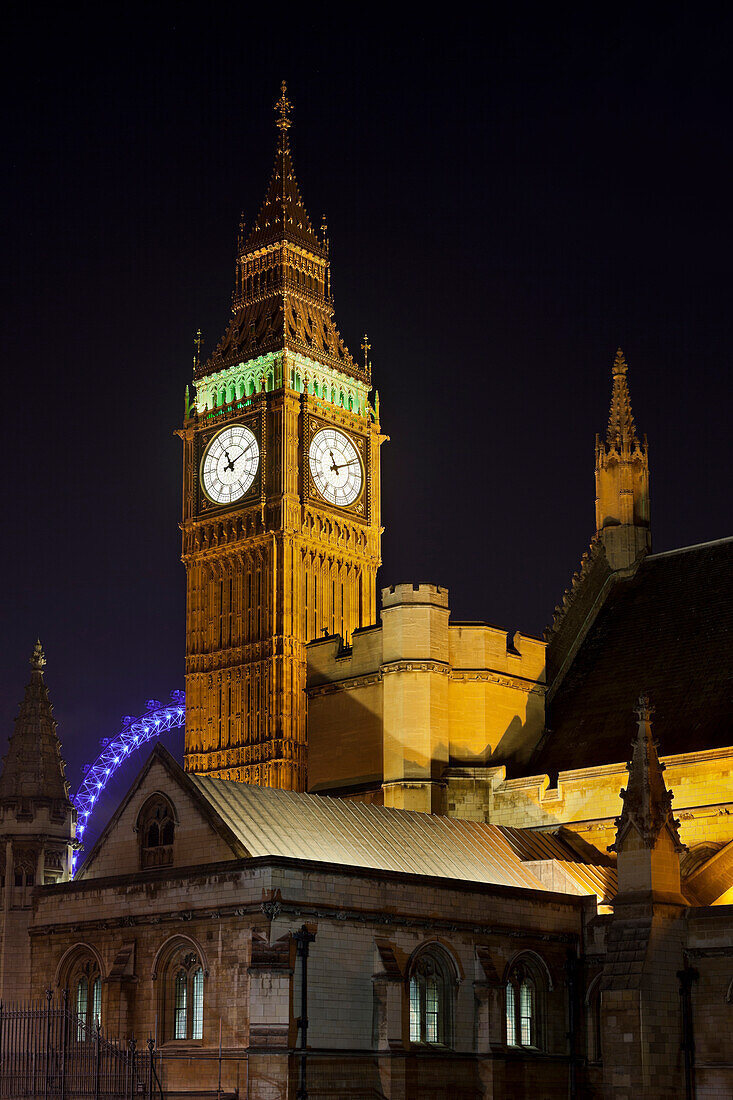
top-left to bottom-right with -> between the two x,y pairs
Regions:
0,992 -> 162,1100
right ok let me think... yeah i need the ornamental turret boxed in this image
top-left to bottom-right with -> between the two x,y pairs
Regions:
594,349 -> 651,570
609,695 -> 685,904
0,643 -> 76,998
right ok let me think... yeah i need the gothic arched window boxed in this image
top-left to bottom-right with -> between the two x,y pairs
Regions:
505,955 -> 547,1049
408,946 -> 456,1047
138,795 -> 176,869
154,940 -> 206,1044
65,956 -> 102,1039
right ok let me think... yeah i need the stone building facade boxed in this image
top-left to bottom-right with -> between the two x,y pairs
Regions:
1,86 -> 731,1100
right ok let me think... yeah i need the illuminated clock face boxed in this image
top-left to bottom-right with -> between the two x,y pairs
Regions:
309,428 -> 363,507
200,424 -> 259,504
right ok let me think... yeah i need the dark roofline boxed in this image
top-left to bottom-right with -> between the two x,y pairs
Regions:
647,535 -> 733,560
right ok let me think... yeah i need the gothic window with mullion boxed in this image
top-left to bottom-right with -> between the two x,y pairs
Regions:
505,957 -> 545,1050
165,951 -> 204,1042
138,794 -> 176,869
70,959 -> 102,1040
408,947 -> 455,1047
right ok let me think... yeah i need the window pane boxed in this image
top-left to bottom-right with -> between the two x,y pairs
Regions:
425,974 -> 439,1043
506,983 -> 516,1046
409,976 -> 421,1043
91,978 -> 101,1028
174,969 -> 188,1039
192,967 -> 204,1040
76,977 -> 88,1041
520,980 -> 534,1046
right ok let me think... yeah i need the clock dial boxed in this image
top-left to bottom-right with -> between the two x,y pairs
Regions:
200,424 -> 259,505
309,428 -> 363,507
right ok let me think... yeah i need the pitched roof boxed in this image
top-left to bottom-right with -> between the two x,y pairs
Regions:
190,772 -> 612,896
0,642 -> 71,804
244,142 -> 324,256
535,538 -> 733,775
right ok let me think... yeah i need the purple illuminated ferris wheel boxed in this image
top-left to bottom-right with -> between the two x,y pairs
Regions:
71,690 -> 186,872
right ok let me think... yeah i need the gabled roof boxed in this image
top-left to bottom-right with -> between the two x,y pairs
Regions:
78,745 -> 613,898
77,744 -> 248,877
535,538 -> 733,775
0,642 -> 71,805
190,772 -> 614,896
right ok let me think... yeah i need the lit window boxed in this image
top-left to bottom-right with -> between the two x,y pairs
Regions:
506,982 -> 516,1045
407,947 -> 455,1047
165,950 -> 205,1042
76,976 -> 88,1040
505,957 -> 545,1049
174,969 -> 187,1039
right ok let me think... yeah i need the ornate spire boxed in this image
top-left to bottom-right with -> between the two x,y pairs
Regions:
606,347 -> 637,447
595,348 -> 650,568
610,695 -> 685,855
275,80 -> 293,149
243,83 -> 324,258
0,643 -> 71,804
30,638 -> 46,672
197,86 -> 365,385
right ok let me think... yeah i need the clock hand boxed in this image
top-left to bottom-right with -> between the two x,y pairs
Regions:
231,444 -> 252,464
222,445 -> 252,474
329,458 -> 359,473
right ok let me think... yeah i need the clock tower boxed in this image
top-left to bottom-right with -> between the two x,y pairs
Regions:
180,85 -> 383,790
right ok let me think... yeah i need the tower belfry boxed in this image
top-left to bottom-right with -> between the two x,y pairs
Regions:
180,85 -> 383,789
594,348 -> 651,570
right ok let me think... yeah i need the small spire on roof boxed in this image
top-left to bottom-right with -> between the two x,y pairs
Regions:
361,333 -> 371,375
606,346 -> 637,447
275,80 -> 293,147
30,639 -> 46,673
193,328 -> 203,372
610,694 -> 685,855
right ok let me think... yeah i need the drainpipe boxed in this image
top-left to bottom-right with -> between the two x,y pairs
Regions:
678,962 -> 699,1100
565,949 -> 580,1100
293,925 -> 316,1100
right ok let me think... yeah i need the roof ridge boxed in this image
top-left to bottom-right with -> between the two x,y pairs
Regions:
646,535 -> 733,560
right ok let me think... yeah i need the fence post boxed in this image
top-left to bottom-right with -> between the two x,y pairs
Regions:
60,989 -> 68,1100
44,989 -> 52,1100
94,1020 -> 101,1100
128,1036 -> 136,1100
0,999 -> 4,1096
147,1038 -> 154,1100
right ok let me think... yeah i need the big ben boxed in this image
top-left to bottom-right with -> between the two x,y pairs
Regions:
180,84 -> 383,790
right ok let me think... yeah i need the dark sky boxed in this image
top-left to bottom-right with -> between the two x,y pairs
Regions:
2,8 -> 731,850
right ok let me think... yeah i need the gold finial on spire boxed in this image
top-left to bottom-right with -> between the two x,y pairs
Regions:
361,333 -> 371,374
275,81 -> 293,135
613,347 -> 628,377
193,328 -> 203,372
30,639 -> 46,672
237,212 -> 246,252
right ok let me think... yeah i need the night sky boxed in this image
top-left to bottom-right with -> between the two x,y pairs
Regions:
2,9 -> 731,851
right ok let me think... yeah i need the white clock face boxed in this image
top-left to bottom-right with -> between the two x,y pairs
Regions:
201,424 -> 260,505
309,428 -> 363,507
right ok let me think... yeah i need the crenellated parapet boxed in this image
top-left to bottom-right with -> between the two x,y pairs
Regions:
306,584 -> 546,812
